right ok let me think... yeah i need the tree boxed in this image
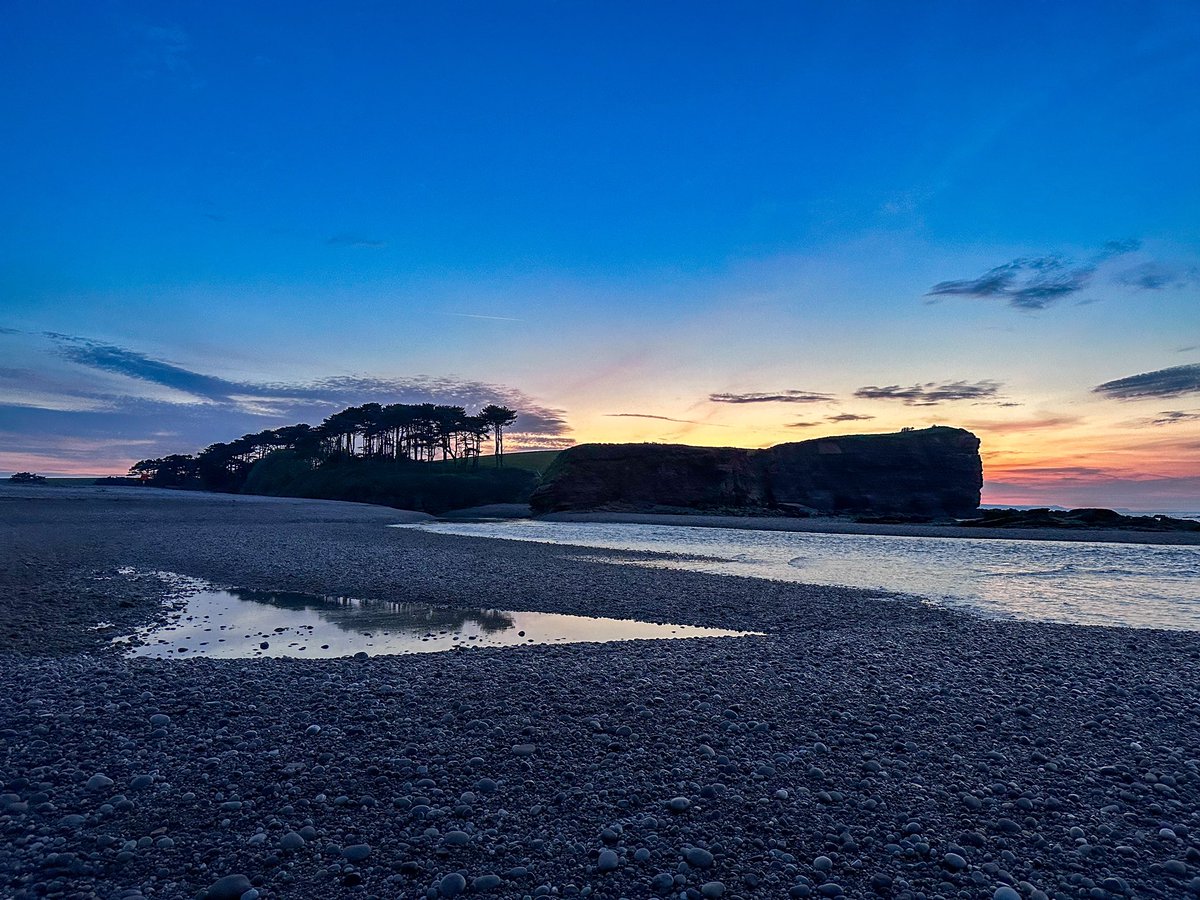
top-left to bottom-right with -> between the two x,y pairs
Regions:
479,405 -> 518,467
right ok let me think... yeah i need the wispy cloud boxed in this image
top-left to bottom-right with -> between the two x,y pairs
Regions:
854,379 -> 1004,406
326,234 -> 387,249
708,389 -> 833,404
926,240 -> 1142,310
1113,262 -> 1198,291
446,313 -> 524,322
825,412 -> 874,422
133,24 -> 203,89
967,414 -> 1080,434
0,332 -> 571,474
786,421 -> 820,428
606,413 -> 728,427
48,333 -> 243,403
1093,364 -> 1200,401
1145,410 -> 1200,427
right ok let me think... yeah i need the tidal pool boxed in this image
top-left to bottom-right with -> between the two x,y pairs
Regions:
117,581 -> 757,659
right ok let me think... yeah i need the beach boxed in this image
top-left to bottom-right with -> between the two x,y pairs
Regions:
2,486 -> 1199,898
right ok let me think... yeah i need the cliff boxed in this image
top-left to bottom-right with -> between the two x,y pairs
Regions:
529,426 -> 982,517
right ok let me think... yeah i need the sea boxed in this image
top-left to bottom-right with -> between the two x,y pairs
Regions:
397,519 -> 1200,632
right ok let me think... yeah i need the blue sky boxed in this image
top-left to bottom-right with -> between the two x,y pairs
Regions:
2,1 -> 1198,508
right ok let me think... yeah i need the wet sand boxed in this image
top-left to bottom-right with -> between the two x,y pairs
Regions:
2,486 -> 1199,898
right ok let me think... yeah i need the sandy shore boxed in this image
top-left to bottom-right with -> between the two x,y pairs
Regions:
543,510 -> 1200,547
2,487 -> 1199,898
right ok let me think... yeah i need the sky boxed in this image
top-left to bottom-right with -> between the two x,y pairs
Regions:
1,1 -> 1198,510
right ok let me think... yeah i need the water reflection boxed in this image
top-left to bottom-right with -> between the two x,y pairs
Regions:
118,581 -> 757,659
225,589 -> 518,634
399,520 -> 1200,631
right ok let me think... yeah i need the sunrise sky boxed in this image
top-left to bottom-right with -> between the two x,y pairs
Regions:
2,2 -> 1198,509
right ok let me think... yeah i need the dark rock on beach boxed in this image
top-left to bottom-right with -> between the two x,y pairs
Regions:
962,506 -> 1200,533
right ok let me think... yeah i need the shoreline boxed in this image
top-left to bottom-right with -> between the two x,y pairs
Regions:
541,509 -> 1200,547
2,488 -> 1199,898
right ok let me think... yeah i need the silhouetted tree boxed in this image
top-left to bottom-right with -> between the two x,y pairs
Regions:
136,400 -> 525,492
480,405 -> 518,467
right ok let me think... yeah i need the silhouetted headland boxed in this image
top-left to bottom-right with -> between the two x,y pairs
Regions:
531,425 -> 982,518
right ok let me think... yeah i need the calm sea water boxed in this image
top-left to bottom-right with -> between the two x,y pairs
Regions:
114,580 -> 756,659
398,520 -> 1200,631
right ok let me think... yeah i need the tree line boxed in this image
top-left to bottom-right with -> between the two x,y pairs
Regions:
129,402 -> 519,490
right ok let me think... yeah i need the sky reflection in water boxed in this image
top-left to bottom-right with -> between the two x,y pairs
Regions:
400,520 -> 1200,631
118,585 -> 756,659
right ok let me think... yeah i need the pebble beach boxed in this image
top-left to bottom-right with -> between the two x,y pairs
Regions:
2,486 -> 1199,899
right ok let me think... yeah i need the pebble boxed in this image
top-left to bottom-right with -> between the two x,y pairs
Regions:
205,874 -> 252,900
6,491 -> 1200,900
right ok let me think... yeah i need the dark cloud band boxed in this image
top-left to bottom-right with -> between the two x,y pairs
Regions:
854,380 -> 1003,406
1094,364 -> 1200,401
709,390 -> 832,404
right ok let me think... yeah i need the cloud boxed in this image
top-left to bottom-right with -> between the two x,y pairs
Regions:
709,390 -> 833,404
446,313 -> 524,322
1112,262 -> 1198,291
1145,410 -> 1200,427
606,413 -> 728,427
854,380 -> 1004,406
502,434 -> 577,451
967,415 -> 1080,434
0,332 -> 571,475
826,413 -> 874,422
786,421 -> 820,428
327,234 -> 387,249
926,240 -> 1142,310
1093,364 -> 1200,401
48,333 -> 243,402
144,24 -> 189,72
38,332 -> 569,433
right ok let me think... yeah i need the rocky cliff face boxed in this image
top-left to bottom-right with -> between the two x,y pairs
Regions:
530,426 -> 982,517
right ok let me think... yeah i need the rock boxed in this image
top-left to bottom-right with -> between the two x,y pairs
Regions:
472,874 -> 502,891
530,427 -> 983,517
813,856 -> 833,872
129,774 -> 154,791
993,888 -> 1021,900
148,714 -> 170,726
667,796 -> 691,812
280,831 -> 305,850
85,774 -> 113,792
701,882 -> 726,898
443,830 -> 469,847
205,874 -> 252,900
439,872 -> 467,897
341,843 -> 371,862
597,849 -> 619,872
684,847 -> 714,868
943,852 -> 967,870
512,744 -> 536,757
651,873 -> 675,891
